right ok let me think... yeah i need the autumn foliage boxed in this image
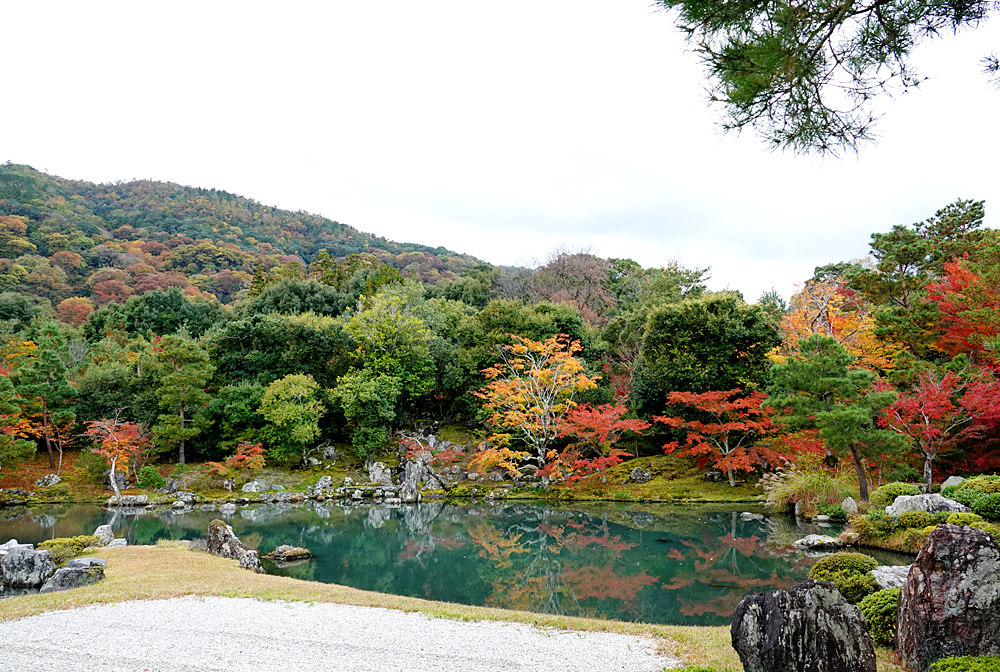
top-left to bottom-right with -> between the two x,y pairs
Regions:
84,418 -> 151,499
656,389 -> 782,486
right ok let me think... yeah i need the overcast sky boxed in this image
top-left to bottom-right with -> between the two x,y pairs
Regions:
4,1 -> 999,301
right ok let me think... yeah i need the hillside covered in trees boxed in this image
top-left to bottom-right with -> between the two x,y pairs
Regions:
2,161 -> 999,506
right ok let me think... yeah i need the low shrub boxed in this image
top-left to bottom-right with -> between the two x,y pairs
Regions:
951,488 -> 987,508
858,588 -> 900,647
942,484 -> 961,499
818,503 -> 847,521
137,465 -> 166,490
947,512 -> 985,526
37,535 -> 102,565
901,525 -> 939,551
865,510 -> 902,537
869,482 -> 921,510
899,510 -> 936,529
972,492 -> 1000,521
809,552 -> 879,603
958,475 -> 1000,493
931,656 -> 1000,672
850,515 -> 877,540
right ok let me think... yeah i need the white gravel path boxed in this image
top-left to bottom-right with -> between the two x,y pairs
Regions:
0,596 -> 678,672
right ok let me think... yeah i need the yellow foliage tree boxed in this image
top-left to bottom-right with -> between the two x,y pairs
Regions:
773,278 -> 903,374
472,335 -> 598,474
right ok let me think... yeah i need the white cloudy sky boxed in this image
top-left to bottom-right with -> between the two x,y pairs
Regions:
4,1 -> 999,301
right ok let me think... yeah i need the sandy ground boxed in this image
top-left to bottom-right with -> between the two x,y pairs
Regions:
0,596 -> 678,672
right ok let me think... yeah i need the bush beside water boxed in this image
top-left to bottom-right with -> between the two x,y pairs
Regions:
808,552 -> 879,603
869,482 -> 921,510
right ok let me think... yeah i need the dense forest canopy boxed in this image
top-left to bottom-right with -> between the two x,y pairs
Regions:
2,162 -> 999,501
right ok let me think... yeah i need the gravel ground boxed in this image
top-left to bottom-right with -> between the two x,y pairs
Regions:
0,597 -> 678,672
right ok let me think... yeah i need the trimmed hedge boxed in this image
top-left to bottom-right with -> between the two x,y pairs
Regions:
931,656 -> 1000,672
899,510 -> 936,529
37,535 -> 102,565
971,492 -> 1000,521
870,482 -> 921,510
859,588 -> 900,647
809,552 -> 879,603
948,512 -> 986,526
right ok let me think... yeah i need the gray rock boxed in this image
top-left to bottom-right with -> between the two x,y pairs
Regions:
93,525 -> 115,546
306,457 -> 321,466
740,512 -> 765,521
367,461 -> 393,487
39,564 -> 104,593
732,579 -> 876,672
897,524 -> 1000,671
941,476 -> 965,489
241,479 -> 268,493
218,503 -> 237,515
793,534 -> 846,550
206,519 -> 264,573
842,497 -> 859,516
629,467 -> 652,484
34,473 -> 61,487
107,539 -> 127,547
871,565 -> 910,590
109,494 -> 149,507
1,545 -> 55,589
886,494 -> 970,516
174,491 -> 197,504
400,459 -> 425,503
794,500 -> 804,517
814,515 -> 832,522
171,500 -> 189,509
315,475 -> 333,491
157,478 -> 180,494
66,558 -> 106,569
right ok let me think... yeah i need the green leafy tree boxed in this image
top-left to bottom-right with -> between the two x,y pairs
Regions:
258,374 -> 326,464
149,333 -> 214,465
654,0 -> 998,153
768,335 -> 906,501
12,323 -> 76,470
633,292 -> 780,413
850,200 -> 988,358
329,369 -> 402,458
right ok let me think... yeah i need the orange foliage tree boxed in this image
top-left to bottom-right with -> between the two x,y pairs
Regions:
472,335 -> 598,475
655,389 -> 782,487
84,418 -> 151,500
55,297 -> 94,327
775,277 -> 903,374
927,257 -> 1000,362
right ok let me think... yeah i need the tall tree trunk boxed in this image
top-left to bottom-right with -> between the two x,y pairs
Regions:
923,457 -> 934,494
848,444 -> 870,502
178,404 -> 186,466
43,408 -> 54,469
727,468 -> 736,487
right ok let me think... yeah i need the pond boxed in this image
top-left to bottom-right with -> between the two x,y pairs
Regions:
0,501 -> 912,625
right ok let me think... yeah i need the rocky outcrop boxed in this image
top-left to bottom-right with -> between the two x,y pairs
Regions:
1,544 -> 55,589
241,479 -> 268,493
792,534 -> 846,550
367,461 -> 394,487
629,467 -> 652,484
262,545 -> 311,567
842,497 -> 859,516
206,519 -> 263,573
39,558 -> 105,593
731,579 -> 876,672
108,494 -> 149,507
35,474 -> 61,487
871,564 -> 911,590
896,524 -> 1000,671
886,494 -> 969,516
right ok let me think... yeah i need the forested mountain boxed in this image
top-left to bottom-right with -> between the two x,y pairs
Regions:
0,162 -> 483,308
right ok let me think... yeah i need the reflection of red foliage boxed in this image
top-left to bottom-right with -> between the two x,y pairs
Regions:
560,566 -> 657,601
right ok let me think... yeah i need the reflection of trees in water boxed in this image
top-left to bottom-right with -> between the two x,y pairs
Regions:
660,511 -> 810,618
469,508 -> 657,617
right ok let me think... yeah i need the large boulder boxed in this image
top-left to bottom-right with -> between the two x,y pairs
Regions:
886,494 -> 969,516
93,525 -> 115,546
941,476 -> 965,489
35,474 -> 61,488
1,545 -> 55,589
206,519 -> 264,573
39,560 -> 105,594
367,461 -> 394,487
896,524 -> 1000,672
731,579 -> 876,672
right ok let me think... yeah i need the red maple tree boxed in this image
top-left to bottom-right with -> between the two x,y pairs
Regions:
880,369 -> 1000,491
654,389 -> 782,486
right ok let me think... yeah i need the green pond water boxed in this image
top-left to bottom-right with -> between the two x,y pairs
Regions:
0,501 -> 911,625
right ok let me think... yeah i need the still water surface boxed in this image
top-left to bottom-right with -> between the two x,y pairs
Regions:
0,501 -> 911,625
